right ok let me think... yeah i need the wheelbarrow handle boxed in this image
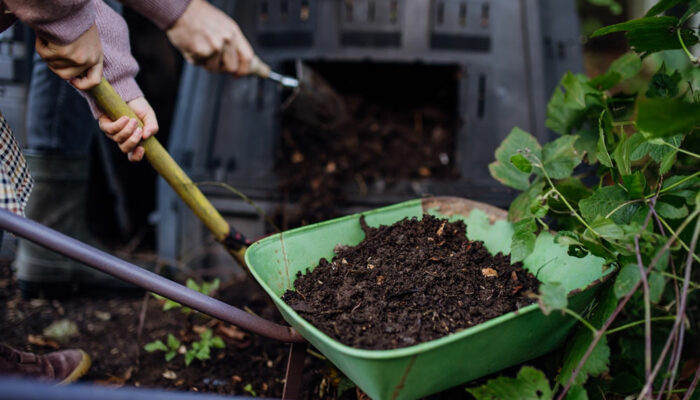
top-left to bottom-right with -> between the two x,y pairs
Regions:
87,78 -> 249,268
0,208 -> 304,343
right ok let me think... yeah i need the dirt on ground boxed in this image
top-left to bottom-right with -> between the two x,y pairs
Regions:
283,215 -> 540,350
0,260 -> 474,399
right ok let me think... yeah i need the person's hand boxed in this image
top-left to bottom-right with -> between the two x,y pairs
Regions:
34,24 -> 104,90
166,0 -> 254,76
98,97 -> 158,162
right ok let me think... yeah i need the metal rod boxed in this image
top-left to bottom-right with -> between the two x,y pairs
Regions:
0,209 -> 305,343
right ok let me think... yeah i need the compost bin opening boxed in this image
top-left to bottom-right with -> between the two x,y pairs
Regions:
275,61 -> 462,228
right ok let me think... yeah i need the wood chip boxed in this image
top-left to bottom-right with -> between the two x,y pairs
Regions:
376,276 -> 385,285
27,334 -> 59,349
232,375 -> 243,383
291,152 -> 304,163
325,161 -> 336,173
217,324 -> 247,341
192,325 -> 208,334
418,167 -> 431,177
162,370 -> 177,380
481,268 -> 498,277
511,271 -> 518,281
436,221 -> 446,236
367,264 -> 375,270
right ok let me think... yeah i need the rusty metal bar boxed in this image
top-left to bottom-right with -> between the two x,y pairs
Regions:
0,209 -> 304,343
282,342 -> 308,399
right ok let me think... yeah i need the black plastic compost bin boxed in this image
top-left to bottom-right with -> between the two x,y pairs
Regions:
157,0 -> 584,270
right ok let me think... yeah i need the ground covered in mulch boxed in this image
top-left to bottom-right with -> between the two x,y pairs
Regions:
283,215 -> 540,350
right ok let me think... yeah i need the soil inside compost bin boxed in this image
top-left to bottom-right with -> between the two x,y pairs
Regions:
275,62 -> 461,228
283,215 -> 540,350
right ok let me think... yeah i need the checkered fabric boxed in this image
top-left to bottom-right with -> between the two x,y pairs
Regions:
0,111 -> 32,216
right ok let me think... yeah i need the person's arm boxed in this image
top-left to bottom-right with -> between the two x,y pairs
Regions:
91,0 -> 156,163
122,0 -> 253,76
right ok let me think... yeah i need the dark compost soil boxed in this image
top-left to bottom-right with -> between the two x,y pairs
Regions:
283,215 -> 540,350
275,63 -> 460,227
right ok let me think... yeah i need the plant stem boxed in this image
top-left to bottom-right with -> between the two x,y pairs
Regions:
677,28 -> 699,64
656,140 -> 700,160
683,364 -> 700,400
563,308 -> 597,334
558,208 -> 699,400
656,215 -> 700,264
606,316 -> 676,335
196,181 -> 280,233
658,271 -> 700,289
638,209 -> 700,400
634,235 -> 652,396
646,171 -> 700,199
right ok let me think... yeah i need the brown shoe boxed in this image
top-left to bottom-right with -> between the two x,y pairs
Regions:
0,343 -> 91,383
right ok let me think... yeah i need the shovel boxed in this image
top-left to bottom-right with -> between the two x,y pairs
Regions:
249,57 -> 348,128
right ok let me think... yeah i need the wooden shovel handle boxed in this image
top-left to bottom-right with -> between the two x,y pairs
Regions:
249,55 -> 271,79
88,78 -> 248,268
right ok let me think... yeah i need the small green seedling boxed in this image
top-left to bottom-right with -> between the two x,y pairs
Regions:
144,333 -> 181,362
184,328 -> 225,366
243,383 -> 256,396
151,278 -> 220,313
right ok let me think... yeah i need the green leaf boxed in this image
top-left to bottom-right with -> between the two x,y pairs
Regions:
596,112 -> 613,168
565,385 -> 589,400
541,135 -> 582,179
144,340 -> 167,353
612,133 -> 645,176
489,127 -> 542,190
185,350 -> 195,366
538,281 -> 568,316
614,263 -> 641,298
646,64 -> 681,98
589,0 -> 622,15
580,186 -> 638,225
243,384 -> 257,397
680,0 -> 700,23
644,0 -> 685,17
510,154 -> 533,173
167,334 -> 180,350
195,346 -> 210,361
211,336 -> 225,349
656,201 -> 688,219
589,53 -> 642,90
200,278 -> 220,295
592,16 -> 677,37
637,98 -> 700,137
531,202 -> 549,219
200,329 -> 213,341
511,218 -> 537,263
649,272 -> 666,303
165,351 -> 177,362
558,285 -> 615,386
562,72 -> 587,110
508,179 -> 546,222
185,279 -> 200,292
546,74 -> 601,135
162,300 -> 182,311
622,172 -> 646,198
553,178 -> 594,209
659,149 -> 677,175
662,174 -> 700,191
337,377 -> 356,397
593,16 -> 699,53
467,366 -> 552,400
590,217 -> 625,241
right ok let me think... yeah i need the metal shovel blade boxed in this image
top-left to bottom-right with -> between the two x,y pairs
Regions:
281,60 -> 348,129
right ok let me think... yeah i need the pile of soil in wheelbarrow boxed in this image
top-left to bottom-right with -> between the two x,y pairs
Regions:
275,62 -> 460,228
283,215 -> 540,350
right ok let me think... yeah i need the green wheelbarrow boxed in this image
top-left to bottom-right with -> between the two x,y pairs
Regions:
0,80 -> 612,399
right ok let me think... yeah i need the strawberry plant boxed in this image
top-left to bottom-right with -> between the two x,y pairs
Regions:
144,333 -> 181,362
184,328 -> 225,366
473,1 -> 700,399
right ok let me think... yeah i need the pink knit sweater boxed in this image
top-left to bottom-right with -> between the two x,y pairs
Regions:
1,0 -> 190,115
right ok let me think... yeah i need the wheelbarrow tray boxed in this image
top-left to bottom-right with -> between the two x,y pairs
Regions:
245,197 -> 611,400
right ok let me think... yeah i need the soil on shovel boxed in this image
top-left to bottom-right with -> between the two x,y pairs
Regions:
283,215 -> 540,350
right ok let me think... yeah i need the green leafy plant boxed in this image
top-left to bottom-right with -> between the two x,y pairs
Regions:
151,278 -> 220,313
144,278 -> 225,366
475,1 -> 700,399
184,328 -> 225,366
144,333 -> 181,362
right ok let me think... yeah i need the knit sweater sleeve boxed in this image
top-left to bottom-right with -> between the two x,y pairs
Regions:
3,0 -> 95,44
83,0 -> 143,117
119,0 -> 191,30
